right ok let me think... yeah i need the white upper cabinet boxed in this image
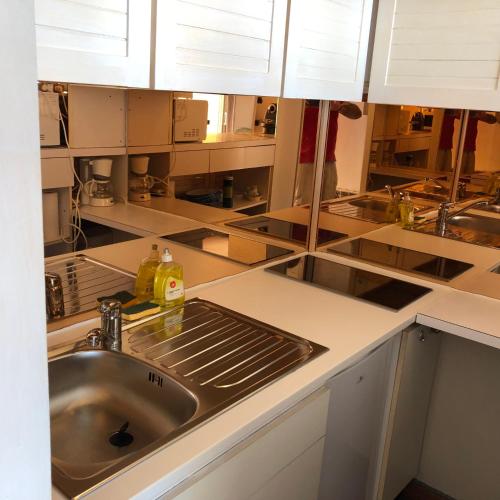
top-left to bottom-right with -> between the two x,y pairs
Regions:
283,0 -> 374,100
155,0 -> 288,95
369,0 -> 500,110
34,0 -> 151,87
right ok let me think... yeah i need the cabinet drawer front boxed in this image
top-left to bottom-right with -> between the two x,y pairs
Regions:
245,145 -> 275,168
170,150 -> 209,176
395,137 -> 430,153
165,389 -> 329,500
210,148 -> 246,172
41,157 -> 74,189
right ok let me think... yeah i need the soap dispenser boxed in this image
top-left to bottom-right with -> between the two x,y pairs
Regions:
153,248 -> 185,310
135,244 -> 160,301
399,191 -> 415,228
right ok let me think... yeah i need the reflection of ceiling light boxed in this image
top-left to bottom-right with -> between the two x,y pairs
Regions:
202,236 -> 228,256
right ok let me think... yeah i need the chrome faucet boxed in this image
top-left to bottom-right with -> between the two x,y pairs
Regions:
45,272 -> 65,320
436,199 -> 491,236
86,299 -> 122,351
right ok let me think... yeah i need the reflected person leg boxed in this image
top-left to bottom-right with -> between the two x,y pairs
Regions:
321,161 -> 338,201
293,163 -> 314,206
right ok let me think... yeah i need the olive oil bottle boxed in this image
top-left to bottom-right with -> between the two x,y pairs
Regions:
153,248 -> 185,310
135,244 -> 160,301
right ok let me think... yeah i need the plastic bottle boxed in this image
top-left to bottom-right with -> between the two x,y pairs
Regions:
135,244 -> 160,301
153,248 -> 185,310
399,191 -> 415,228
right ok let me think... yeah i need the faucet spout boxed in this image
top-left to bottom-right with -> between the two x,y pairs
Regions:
86,300 -> 122,351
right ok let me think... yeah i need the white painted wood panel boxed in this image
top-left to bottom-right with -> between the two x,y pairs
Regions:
169,150 -> 210,176
319,336 -> 400,500
245,146 -> 276,168
210,148 -> 246,172
369,0 -> 500,110
0,0 -> 51,496
128,90 -> 172,147
379,327 -> 441,500
68,85 -> 126,148
41,157 -> 74,189
283,0 -> 374,100
155,0 -> 287,95
34,0 -> 151,87
249,438 -> 325,500
163,389 -> 329,500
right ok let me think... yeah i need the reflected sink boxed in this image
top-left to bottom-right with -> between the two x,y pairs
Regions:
348,198 -> 392,211
50,351 -> 197,492
324,195 -> 430,224
478,203 -> 500,214
412,213 -> 500,248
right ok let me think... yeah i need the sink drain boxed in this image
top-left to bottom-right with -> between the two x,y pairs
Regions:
109,421 -> 134,448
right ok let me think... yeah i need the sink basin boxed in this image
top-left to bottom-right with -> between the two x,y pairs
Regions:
50,351 -> 197,492
348,198 -> 392,211
49,299 -> 327,498
478,203 -> 500,214
323,196 -> 430,224
412,213 -> 500,248
448,214 -> 500,235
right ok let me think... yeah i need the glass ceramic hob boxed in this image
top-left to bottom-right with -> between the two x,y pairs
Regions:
267,255 -> 432,311
161,228 -> 293,265
226,216 -> 347,245
328,238 -> 473,281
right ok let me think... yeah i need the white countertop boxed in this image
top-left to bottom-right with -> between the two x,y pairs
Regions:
51,204 -> 500,500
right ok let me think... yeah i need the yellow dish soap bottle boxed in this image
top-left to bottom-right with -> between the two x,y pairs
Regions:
135,244 -> 160,301
399,191 -> 415,228
153,248 -> 185,310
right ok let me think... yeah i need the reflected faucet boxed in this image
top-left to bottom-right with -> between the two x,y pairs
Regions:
436,199 -> 491,236
86,299 -> 122,351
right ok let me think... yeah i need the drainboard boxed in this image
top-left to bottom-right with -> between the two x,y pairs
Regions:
45,254 -> 136,330
127,300 -> 322,392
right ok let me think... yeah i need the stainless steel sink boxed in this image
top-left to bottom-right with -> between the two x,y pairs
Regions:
412,213 -> 500,248
478,203 -> 500,214
49,299 -> 327,498
50,351 -> 197,481
323,196 -> 430,224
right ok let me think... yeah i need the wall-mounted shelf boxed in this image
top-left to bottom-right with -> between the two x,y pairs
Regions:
128,145 -> 173,155
41,147 -> 69,159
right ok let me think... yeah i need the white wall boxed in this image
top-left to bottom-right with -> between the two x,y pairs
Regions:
418,335 -> 500,499
0,1 -> 51,498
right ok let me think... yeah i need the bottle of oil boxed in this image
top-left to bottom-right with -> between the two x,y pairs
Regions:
135,244 -> 160,301
153,248 -> 185,310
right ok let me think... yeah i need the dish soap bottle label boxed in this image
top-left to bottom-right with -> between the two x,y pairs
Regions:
165,276 -> 184,301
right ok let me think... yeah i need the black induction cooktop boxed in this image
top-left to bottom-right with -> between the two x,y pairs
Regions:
267,255 -> 432,311
161,228 -> 293,265
226,216 -> 347,245
328,238 -> 473,281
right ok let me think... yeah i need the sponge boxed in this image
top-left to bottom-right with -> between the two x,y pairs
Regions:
97,290 -> 136,308
122,301 -> 161,321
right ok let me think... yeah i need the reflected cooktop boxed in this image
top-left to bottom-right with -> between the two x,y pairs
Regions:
328,238 -> 473,281
226,216 -> 347,245
267,255 -> 432,311
161,228 -> 293,265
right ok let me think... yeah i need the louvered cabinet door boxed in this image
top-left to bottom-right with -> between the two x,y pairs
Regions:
34,0 -> 151,87
283,0 -> 374,100
369,0 -> 500,110
155,0 -> 288,95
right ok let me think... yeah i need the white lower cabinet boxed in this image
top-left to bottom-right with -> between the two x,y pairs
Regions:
319,335 -> 401,500
378,326 -> 441,500
162,388 -> 330,500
